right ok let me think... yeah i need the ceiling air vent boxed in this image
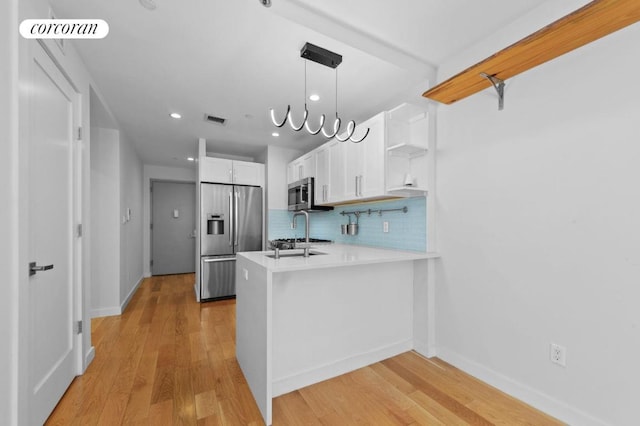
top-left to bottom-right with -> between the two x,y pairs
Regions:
204,114 -> 226,125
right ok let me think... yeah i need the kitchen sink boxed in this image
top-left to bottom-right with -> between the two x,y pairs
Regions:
265,250 -> 327,259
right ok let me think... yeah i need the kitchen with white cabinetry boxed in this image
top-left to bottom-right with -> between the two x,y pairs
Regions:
240,103 -> 437,425
14,1 -> 640,425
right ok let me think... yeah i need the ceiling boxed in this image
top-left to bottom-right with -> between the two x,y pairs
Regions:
49,0 -> 546,168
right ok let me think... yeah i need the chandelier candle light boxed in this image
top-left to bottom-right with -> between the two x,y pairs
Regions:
270,42 -> 369,143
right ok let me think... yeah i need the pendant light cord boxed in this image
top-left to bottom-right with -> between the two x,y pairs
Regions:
335,67 -> 339,119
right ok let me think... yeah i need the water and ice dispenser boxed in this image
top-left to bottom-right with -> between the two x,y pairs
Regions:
207,214 -> 224,234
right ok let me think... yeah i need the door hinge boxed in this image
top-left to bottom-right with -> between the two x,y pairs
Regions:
150,260 -> 154,267
150,223 -> 153,230
77,223 -> 83,237
77,127 -> 82,141
75,320 -> 83,334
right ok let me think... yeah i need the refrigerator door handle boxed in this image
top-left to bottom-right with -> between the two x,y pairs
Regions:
234,191 -> 239,246
228,192 -> 233,246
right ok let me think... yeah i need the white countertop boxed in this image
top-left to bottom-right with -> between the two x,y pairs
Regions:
238,244 -> 439,272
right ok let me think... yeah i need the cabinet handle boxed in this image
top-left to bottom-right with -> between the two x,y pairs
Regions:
324,184 -> 327,202
355,176 -> 358,197
359,175 -> 363,196
299,165 -> 303,180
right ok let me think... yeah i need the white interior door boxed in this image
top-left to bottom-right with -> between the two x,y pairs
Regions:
27,43 -> 78,425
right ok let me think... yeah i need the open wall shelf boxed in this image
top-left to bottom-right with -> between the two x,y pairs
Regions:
422,0 -> 640,106
387,143 -> 427,157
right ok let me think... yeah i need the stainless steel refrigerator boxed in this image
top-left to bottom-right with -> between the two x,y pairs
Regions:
200,183 -> 262,300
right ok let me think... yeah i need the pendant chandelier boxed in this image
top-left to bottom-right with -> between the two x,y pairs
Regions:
270,42 -> 369,143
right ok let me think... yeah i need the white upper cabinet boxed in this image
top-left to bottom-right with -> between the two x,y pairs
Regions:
233,159 -> 265,186
326,140 -> 346,204
200,157 -> 233,183
385,103 -> 429,196
314,144 -> 329,204
345,112 -> 386,200
287,153 -> 315,183
200,157 -> 264,187
286,103 -> 429,205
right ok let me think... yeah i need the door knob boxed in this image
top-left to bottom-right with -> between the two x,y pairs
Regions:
29,262 -> 54,276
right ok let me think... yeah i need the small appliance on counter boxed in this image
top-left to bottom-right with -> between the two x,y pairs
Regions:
200,183 -> 262,301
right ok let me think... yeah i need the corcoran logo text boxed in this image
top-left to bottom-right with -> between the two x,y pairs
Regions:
19,19 -> 109,39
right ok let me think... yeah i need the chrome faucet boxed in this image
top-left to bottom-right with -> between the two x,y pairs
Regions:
292,210 -> 311,257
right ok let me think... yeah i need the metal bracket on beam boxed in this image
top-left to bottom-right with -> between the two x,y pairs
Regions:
480,73 -> 505,110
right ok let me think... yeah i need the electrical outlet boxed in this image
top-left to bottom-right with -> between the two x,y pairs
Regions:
550,343 -> 566,367
383,221 -> 389,233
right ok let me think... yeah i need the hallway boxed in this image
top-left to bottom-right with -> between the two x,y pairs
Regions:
46,274 -> 263,424
46,274 -> 561,425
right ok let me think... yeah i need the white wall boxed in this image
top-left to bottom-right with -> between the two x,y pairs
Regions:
142,164 -> 196,277
434,4 -> 640,425
264,145 -> 303,210
90,127 -> 120,316
119,133 -> 144,309
1,0 -> 18,423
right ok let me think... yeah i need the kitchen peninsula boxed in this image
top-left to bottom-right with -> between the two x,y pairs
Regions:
236,244 -> 439,425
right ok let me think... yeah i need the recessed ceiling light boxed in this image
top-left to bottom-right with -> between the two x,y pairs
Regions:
139,0 -> 157,11
309,94 -> 320,102
170,112 -> 182,119
272,132 -> 279,137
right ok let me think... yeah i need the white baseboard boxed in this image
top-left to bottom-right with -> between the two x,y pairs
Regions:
91,306 -> 121,318
413,339 -> 436,358
436,346 -> 608,426
121,275 -> 144,313
272,339 -> 413,398
90,276 -> 144,318
84,346 -> 95,369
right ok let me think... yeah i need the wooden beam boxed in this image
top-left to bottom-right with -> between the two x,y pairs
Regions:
422,0 -> 640,105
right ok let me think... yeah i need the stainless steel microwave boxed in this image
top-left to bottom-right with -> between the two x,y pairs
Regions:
288,177 -> 332,212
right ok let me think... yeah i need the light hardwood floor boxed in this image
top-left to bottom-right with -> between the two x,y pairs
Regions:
46,274 -> 563,425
